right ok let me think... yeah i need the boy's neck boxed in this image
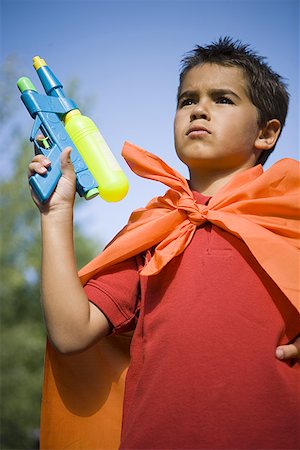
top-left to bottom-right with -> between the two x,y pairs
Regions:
188,163 -> 255,196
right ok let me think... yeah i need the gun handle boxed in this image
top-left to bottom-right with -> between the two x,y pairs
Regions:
29,143 -> 62,203
29,111 -> 100,202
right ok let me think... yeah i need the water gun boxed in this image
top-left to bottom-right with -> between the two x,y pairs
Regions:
17,56 -> 129,203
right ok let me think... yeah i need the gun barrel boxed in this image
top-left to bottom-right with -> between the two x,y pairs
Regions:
33,56 -> 65,99
33,56 -> 47,70
17,77 -> 37,94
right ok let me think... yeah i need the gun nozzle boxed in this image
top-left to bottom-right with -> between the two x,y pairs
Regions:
33,56 -> 47,70
17,77 -> 37,93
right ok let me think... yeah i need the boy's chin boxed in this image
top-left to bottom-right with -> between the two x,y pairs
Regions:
175,145 -> 215,165
176,152 -> 218,169
176,148 -> 256,173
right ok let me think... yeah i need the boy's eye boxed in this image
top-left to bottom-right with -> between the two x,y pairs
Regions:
216,96 -> 234,104
179,98 -> 195,108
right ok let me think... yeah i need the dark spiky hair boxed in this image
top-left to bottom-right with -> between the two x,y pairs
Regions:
178,37 -> 289,165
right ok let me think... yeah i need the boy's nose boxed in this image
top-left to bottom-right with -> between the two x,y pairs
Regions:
190,101 -> 210,121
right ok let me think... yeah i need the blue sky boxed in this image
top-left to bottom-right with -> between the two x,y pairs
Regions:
1,0 -> 299,248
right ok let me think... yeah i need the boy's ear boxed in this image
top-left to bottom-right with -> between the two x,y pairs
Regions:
254,119 -> 281,150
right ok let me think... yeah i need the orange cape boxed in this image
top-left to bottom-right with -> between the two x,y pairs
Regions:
40,142 -> 300,449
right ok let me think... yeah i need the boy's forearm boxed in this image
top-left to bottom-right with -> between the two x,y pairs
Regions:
40,209 -> 92,353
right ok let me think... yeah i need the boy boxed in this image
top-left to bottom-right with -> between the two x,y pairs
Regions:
29,38 -> 299,449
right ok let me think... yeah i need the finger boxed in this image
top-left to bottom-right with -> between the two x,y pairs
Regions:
275,343 -> 299,361
60,147 -> 74,174
28,157 -> 51,178
34,134 -> 46,155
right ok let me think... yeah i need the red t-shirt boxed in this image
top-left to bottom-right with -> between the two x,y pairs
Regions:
84,192 -> 300,450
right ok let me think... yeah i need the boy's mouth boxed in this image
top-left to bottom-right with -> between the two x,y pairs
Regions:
186,125 -> 211,137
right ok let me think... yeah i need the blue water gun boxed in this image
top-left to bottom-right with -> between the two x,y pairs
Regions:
18,56 -> 128,203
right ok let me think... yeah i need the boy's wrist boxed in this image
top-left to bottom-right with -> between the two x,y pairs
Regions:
41,206 -> 74,225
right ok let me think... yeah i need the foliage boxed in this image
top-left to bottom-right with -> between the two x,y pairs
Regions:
1,323 -> 45,450
0,139 -> 100,450
0,60 -> 101,449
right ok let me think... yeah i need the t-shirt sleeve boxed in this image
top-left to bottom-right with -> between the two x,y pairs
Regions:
83,256 -> 140,335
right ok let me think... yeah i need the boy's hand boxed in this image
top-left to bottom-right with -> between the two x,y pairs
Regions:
276,336 -> 300,363
28,145 -> 76,213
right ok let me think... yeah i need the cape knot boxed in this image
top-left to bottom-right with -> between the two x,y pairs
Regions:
187,206 -> 208,226
177,197 -> 208,226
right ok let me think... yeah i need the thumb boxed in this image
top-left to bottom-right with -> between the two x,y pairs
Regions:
275,339 -> 300,361
60,147 -> 75,175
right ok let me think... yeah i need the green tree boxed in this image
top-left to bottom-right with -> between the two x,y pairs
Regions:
0,59 -> 101,450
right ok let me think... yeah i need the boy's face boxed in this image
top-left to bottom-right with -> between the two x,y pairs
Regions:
174,63 -> 263,173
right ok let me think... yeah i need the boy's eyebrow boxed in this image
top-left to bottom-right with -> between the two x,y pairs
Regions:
209,88 -> 242,100
177,88 -> 242,103
177,90 -> 197,103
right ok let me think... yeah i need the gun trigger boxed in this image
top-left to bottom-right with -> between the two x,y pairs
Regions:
42,137 -> 50,149
32,138 -> 43,155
